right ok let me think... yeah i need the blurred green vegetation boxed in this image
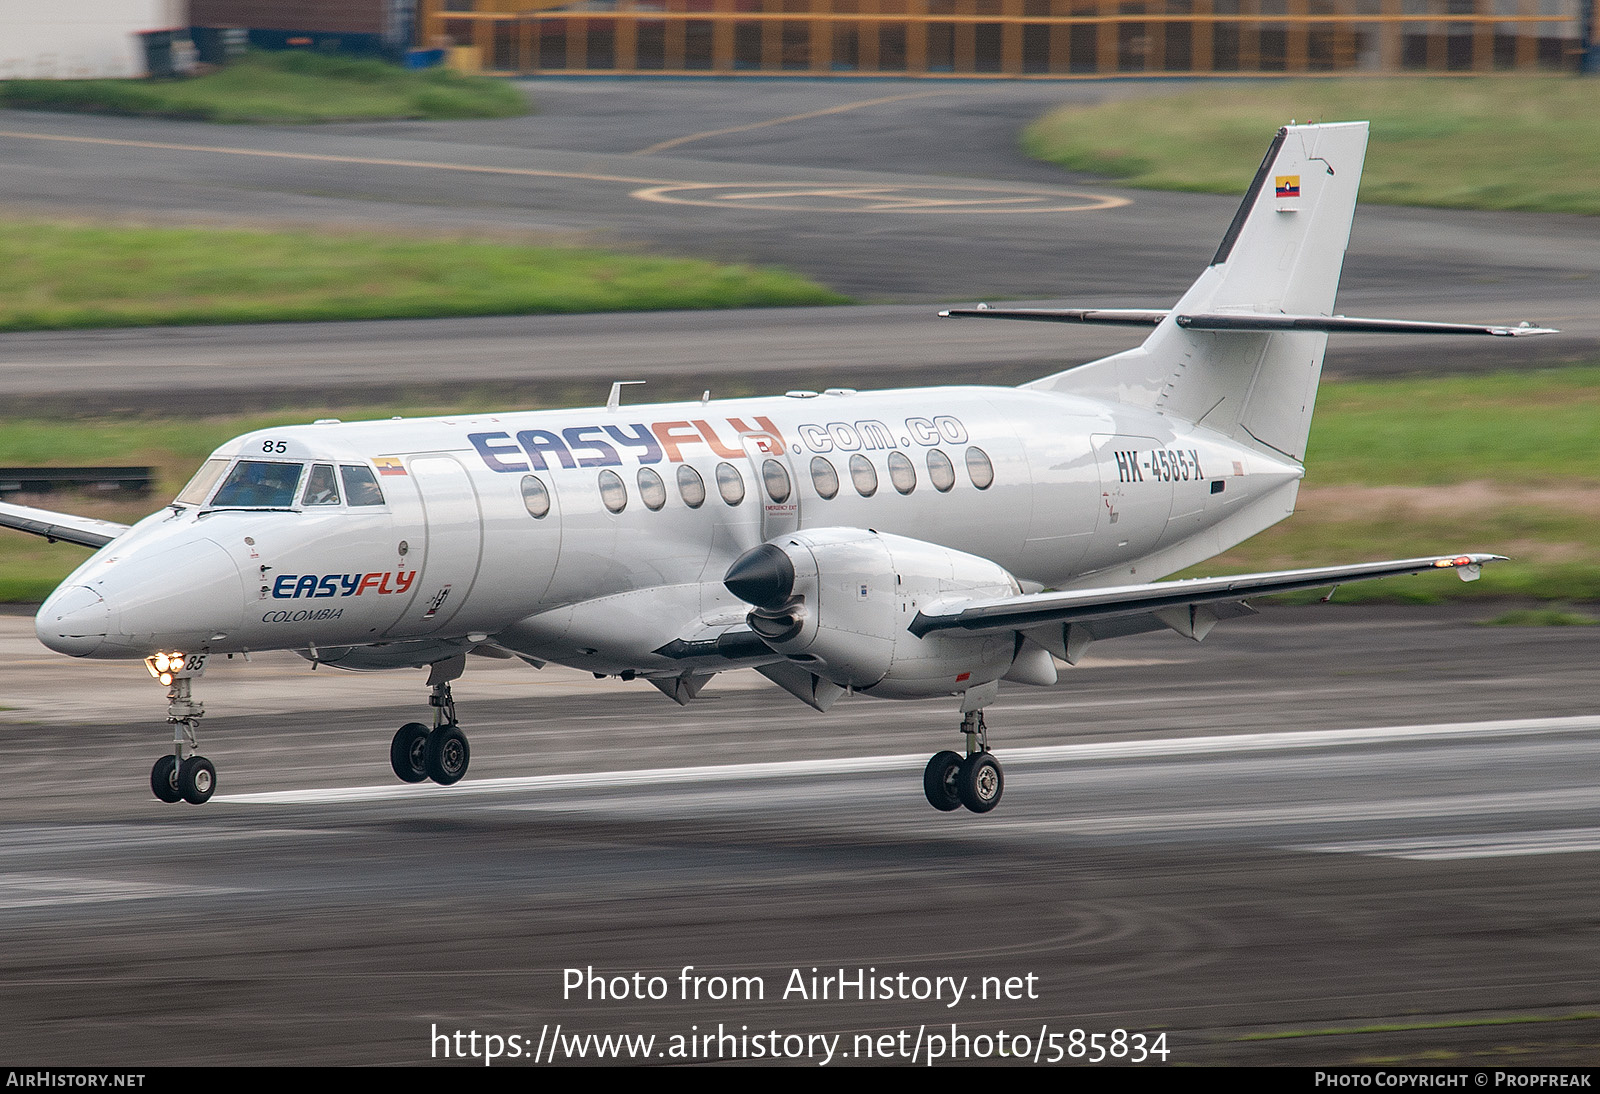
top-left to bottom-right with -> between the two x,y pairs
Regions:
1023,78 -> 1600,215
0,220 -> 848,332
0,50 -> 528,123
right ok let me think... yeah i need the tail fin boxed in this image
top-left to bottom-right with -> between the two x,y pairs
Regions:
1026,121 -> 1370,463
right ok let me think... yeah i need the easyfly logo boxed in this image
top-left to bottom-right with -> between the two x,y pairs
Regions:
271,571 -> 416,599
469,417 -> 785,473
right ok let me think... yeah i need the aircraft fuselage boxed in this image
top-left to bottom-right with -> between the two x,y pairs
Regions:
36,384 -> 1301,673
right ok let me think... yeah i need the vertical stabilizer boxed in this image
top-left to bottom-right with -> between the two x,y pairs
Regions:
1026,122 -> 1370,463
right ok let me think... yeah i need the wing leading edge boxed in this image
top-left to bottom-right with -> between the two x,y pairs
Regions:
0,500 -> 130,549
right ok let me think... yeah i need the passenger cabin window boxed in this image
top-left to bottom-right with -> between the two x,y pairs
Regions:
598,470 -> 628,513
810,456 -> 839,500
677,465 -> 706,509
926,449 -> 956,493
715,462 -> 745,506
849,454 -> 877,498
521,474 -> 551,518
211,461 -> 304,508
638,467 -> 667,511
966,447 -> 995,490
301,464 -> 341,506
887,452 -> 916,495
762,459 -> 791,504
341,465 -> 386,506
175,458 -> 229,506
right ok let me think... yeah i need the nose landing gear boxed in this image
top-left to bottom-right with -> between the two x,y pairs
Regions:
146,653 -> 215,805
388,654 -> 471,787
922,710 -> 1003,814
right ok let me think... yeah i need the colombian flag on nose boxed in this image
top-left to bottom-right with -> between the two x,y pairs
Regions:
374,457 -> 407,476
1275,175 -> 1301,198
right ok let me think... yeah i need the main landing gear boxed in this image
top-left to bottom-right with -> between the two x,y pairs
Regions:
389,655 -> 471,786
146,652 -> 216,805
922,710 -> 1004,814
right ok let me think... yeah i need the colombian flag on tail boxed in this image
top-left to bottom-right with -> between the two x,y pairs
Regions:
1275,175 -> 1301,199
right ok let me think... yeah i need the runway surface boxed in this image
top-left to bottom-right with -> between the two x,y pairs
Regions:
1,81 -> 1595,412
0,82 -> 1597,1067
4,606 -> 1600,1066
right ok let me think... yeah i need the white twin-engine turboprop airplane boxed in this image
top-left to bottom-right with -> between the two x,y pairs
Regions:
1,121 -> 1556,811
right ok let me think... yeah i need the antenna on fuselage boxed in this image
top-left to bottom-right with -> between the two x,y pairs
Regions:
607,380 -> 645,411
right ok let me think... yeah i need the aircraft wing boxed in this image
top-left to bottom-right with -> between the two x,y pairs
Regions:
908,554 -> 1504,648
0,500 -> 130,549
941,307 -> 1557,337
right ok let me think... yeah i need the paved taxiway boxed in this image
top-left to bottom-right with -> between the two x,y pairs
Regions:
1,82 -> 1596,412
1,82 -> 1597,1066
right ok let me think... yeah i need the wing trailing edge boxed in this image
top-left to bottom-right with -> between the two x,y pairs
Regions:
909,553 -> 1504,639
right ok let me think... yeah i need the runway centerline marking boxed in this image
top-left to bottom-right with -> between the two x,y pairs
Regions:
219,714 -> 1600,807
634,89 -> 952,156
0,127 -> 1128,217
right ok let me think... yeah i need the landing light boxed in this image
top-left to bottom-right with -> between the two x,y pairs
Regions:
145,651 -> 187,684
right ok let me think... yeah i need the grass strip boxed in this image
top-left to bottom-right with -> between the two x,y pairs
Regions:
1022,77 -> 1600,216
1191,366 -> 1600,603
0,51 -> 527,124
0,220 -> 847,332
1479,608 -> 1599,626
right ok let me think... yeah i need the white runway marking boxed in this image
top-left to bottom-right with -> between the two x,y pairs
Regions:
219,714 -> 1600,806
0,873 -> 246,910
1293,828 -> 1600,860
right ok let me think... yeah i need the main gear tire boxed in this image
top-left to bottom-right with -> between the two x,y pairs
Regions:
923,750 -> 965,812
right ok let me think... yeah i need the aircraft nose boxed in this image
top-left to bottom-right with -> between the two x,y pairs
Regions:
36,585 -> 111,657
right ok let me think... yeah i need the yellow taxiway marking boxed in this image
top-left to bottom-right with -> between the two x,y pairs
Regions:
0,127 -> 669,187
631,180 -> 1128,214
633,89 -> 951,156
0,127 -> 1128,215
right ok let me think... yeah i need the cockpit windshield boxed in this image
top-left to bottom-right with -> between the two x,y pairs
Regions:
174,458 -> 229,506
210,461 -> 305,508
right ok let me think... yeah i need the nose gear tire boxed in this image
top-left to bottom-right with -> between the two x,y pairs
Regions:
151,755 -> 182,803
177,755 -> 216,805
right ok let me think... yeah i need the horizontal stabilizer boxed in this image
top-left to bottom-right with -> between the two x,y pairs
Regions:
945,307 -> 1555,337
909,553 -> 1504,639
0,500 -> 128,549
940,307 -> 1167,327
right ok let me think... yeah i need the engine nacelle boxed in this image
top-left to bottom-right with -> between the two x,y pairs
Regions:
724,528 -> 1022,699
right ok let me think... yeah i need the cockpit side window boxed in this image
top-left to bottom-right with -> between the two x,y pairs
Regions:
341,465 -> 386,507
301,464 -> 341,506
210,461 -> 304,508
175,458 -> 229,506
